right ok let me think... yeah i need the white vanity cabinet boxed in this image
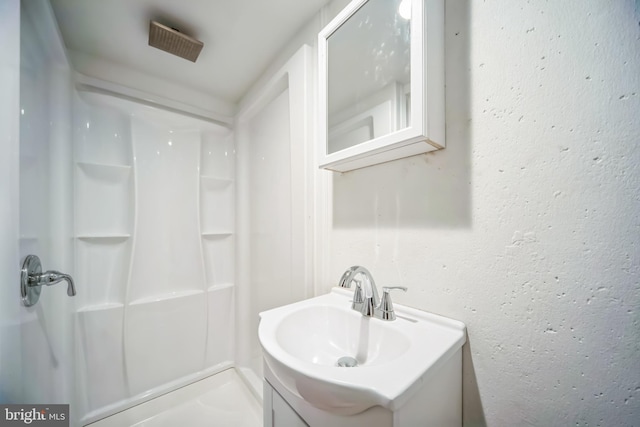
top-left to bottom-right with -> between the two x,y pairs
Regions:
264,382 -> 309,427
262,348 -> 462,427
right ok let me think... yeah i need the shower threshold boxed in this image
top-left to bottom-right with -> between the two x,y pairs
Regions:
86,368 -> 262,427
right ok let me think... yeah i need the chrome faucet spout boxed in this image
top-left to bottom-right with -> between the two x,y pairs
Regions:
337,266 -> 379,316
338,266 -> 358,288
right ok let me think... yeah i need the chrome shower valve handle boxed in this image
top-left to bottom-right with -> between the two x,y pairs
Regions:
34,270 -> 76,296
21,254 -> 76,307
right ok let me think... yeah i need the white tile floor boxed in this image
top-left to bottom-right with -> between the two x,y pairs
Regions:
88,369 -> 262,427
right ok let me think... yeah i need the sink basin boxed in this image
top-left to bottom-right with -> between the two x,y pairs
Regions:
275,304 -> 411,367
258,288 -> 466,416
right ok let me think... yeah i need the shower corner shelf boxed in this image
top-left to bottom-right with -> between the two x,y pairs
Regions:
201,231 -> 233,237
128,289 -> 205,306
76,234 -> 131,240
76,162 -> 132,181
77,161 -> 132,170
200,174 -> 232,181
207,283 -> 234,292
77,302 -> 125,313
200,175 -> 233,189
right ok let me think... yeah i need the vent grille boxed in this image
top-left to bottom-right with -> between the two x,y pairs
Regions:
148,21 -> 203,62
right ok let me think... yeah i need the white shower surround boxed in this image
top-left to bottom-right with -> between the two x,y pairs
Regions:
73,91 -> 236,424
4,3 -> 317,424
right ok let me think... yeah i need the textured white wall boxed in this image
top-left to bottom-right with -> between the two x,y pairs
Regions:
329,1 -> 640,425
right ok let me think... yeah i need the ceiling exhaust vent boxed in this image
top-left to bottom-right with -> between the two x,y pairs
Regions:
148,21 -> 203,62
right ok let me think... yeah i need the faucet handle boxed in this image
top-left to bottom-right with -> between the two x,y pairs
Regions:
38,270 -> 76,297
382,286 -> 408,292
377,286 -> 407,321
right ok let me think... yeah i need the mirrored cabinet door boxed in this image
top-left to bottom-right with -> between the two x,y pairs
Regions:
318,0 -> 444,172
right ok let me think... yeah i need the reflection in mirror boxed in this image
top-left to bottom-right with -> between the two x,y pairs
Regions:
327,0 -> 411,154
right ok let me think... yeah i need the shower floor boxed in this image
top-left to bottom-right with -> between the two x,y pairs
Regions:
87,369 -> 262,427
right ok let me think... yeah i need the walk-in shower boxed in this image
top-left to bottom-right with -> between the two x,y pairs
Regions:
72,88 -> 236,423
11,2 -> 313,425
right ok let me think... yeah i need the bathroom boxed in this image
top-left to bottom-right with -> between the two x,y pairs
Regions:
0,0 -> 638,426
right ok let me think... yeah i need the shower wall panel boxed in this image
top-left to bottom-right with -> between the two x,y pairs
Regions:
127,122 -> 204,302
0,0 -> 22,403
73,91 -> 235,424
235,46 -> 314,396
17,1 -> 75,410
248,90 -> 294,356
77,305 -> 126,411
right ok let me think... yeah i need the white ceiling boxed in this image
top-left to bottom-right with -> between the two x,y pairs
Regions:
49,0 -> 330,105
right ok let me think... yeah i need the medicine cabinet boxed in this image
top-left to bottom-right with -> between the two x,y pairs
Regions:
318,0 -> 444,172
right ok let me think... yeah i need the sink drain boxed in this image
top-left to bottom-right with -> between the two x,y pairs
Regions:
337,356 -> 358,367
